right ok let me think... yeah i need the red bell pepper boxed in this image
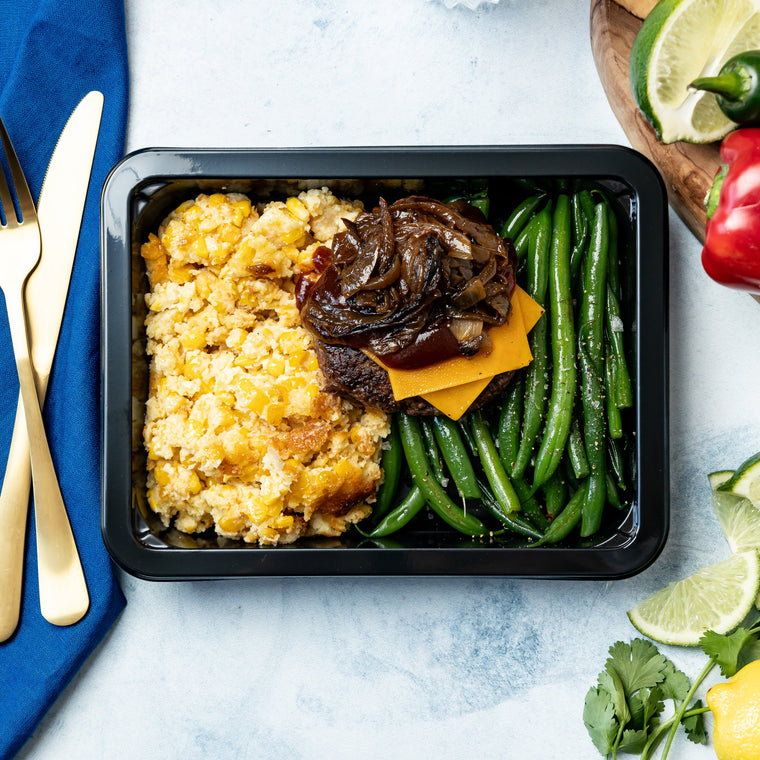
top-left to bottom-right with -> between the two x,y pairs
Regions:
702,128 -> 760,293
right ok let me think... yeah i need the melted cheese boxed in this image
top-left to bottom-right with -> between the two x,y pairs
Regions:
365,286 -> 544,419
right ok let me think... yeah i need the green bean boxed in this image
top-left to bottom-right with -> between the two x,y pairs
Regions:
476,478 -> 543,540
497,377 -> 524,474
512,476 -> 549,531
570,193 -> 589,285
578,189 -> 596,227
605,471 -> 623,510
512,203 -> 552,479
532,194 -> 576,489
500,193 -> 546,240
512,214 -> 542,262
420,418 -> 447,484
366,485 -> 426,538
605,342 -> 624,440
372,415 -> 403,521
607,437 -> 626,491
578,344 -> 608,537
533,479 -> 589,546
606,285 -> 633,409
606,200 -> 620,298
579,202 -> 608,373
576,201 -> 610,536
542,470 -> 568,520
457,417 -> 479,459
431,416 -> 482,500
399,414 -> 488,536
567,416 -> 590,479
470,410 -> 522,515
470,195 -> 490,219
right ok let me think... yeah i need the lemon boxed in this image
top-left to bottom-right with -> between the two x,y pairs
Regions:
627,551 -> 760,646
707,659 -> 760,760
629,0 -> 760,143
719,451 -> 760,503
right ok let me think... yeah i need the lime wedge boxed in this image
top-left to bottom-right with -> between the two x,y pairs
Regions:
630,0 -> 760,143
709,470 -> 734,490
718,452 -> 760,502
627,551 -> 760,646
713,490 -> 760,554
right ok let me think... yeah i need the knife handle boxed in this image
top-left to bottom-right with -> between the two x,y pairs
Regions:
0,398 -> 32,641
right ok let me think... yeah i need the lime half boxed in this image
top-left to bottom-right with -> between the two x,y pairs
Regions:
718,452 -> 760,503
630,0 -> 760,143
628,551 -> 760,646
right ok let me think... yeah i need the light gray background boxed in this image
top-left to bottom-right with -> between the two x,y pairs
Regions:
19,1 -> 760,757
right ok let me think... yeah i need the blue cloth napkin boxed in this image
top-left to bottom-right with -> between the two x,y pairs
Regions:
0,1 -> 128,757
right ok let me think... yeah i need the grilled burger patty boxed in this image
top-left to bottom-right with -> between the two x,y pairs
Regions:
314,340 -> 514,415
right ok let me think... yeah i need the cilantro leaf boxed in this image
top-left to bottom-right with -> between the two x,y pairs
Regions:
628,685 -> 664,732
618,727 -> 648,754
606,638 -> 668,694
700,627 -> 757,677
599,668 -> 631,726
583,685 -> 619,756
682,700 -> 708,745
661,660 -> 691,702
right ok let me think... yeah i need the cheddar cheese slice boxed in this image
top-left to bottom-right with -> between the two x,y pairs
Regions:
418,287 -> 543,419
380,285 -> 543,401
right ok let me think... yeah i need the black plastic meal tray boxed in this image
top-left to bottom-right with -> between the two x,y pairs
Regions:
100,146 -> 669,579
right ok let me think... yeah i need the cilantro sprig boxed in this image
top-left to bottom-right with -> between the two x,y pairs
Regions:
584,615 -> 760,759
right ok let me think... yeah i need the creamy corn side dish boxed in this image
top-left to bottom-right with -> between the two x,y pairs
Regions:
140,189 -> 389,545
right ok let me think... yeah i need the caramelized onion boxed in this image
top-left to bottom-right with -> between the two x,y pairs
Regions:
299,195 -> 517,369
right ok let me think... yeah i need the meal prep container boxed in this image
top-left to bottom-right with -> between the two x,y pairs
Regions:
101,146 -> 669,580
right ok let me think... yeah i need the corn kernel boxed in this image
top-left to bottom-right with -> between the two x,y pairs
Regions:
191,237 -> 209,259
217,391 -> 235,407
180,327 -> 206,350
231,199 -> 251,226
154,463 -> 171,486
246,388 -> 269,416
286,197 -> 309,222
209,193 -> 227,207
187,471 -> 202,495
281,225 -> 305,245
266,401 -> 285,426
218,512 -> 246,533
169,264 -> 194,284
335,460 -> 355,478
267,357 -> 285,377
219,223 -> 239,244
232,355 -> 258,368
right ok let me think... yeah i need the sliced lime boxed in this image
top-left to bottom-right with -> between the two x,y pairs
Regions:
709,470 -> 734,490
627,551 -> 760,646
630,0 -> 760,143
713,490 -> 760,554
718,452 -> 760,503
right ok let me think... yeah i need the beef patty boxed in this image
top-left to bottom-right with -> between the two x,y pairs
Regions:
314,340 -> 514,415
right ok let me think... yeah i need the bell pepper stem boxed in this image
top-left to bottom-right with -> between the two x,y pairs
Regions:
691,71 -> 748,102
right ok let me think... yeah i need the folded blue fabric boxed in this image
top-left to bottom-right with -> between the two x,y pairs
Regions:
0,1 -> 128,757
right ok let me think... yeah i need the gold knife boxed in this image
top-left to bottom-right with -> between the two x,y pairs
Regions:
0,91 -> 103,640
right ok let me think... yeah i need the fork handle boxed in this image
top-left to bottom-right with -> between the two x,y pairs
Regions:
0,398 -> 31,641
5,287 -> 89,626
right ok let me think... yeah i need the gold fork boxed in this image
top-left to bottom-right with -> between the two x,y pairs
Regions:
0,114 -> 88,636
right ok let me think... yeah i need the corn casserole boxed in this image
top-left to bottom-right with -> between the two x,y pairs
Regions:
140,189 -> 389,545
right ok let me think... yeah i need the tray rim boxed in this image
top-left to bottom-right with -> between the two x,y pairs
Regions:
100,144 -> 669,580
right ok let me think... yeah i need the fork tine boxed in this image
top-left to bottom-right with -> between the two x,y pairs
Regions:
0,115 -> 36,226
0,118 -> 17,226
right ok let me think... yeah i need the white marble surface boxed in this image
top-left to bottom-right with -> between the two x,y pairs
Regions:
18,0 -> 760,757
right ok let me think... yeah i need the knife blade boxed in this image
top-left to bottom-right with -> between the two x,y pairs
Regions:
0,91 -> 103,640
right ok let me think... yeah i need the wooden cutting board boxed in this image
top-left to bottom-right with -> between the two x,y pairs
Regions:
589,0 -> 722,244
